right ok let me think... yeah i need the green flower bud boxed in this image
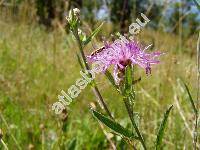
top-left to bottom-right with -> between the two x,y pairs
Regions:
66,8 -> 80,30
78,29 -> 86,42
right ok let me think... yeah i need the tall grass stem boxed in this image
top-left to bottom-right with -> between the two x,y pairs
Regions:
0,113 -> 22,150
194,31 -> 200,150
1,139 -> 8,150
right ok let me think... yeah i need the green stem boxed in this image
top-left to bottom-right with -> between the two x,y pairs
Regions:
73,29 -> 114,119
194,31 -> 200,150
194,113 -> 198,150
1,139 -> 8,150
73,30 -> 90,71
0,113 -> 21,150
92,86 -> 114,119
124,98 -> 147,150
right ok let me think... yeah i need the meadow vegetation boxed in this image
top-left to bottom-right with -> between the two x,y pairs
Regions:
0,4 -> 199,149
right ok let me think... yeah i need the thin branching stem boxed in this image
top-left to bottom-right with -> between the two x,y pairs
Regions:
92,86 -> 114,119
73,29 -> 114,119
194,31 -> 200,150
197,32 -> 200,111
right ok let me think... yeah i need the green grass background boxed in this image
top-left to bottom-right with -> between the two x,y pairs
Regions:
0,15 -> 198,149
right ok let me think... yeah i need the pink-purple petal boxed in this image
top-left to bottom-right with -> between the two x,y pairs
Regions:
87,37 -> 163,83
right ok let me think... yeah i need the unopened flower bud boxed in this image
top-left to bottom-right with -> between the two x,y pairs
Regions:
78,29 -> 86,42
73,8 -> 80,17
66,8 -> 80,26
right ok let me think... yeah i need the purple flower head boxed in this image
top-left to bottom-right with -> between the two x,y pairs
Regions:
88,37 -> 163,84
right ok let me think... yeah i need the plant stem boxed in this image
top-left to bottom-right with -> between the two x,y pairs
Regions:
124,98 -> 147,150
73,30 -> 90,71
73,30 -> 114,119
0,113 -> 21,150
42,130 -> 45,150
194,31 -> 200,150
92,86 -> 114,119
194,113 -> 198,150
197,30 -> 200,109
1,139 -> 8,150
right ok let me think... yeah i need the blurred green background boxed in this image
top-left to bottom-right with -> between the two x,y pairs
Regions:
0,0 -> 199,149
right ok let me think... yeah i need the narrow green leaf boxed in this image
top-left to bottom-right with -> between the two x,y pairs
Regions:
156,105 -> 173,150
193,0 -> 200,9
105,70 -> 119,90
68,138 -> 77,150
182,81 -> 198,114
83,22 -> 104,46
91,109 -> 138,139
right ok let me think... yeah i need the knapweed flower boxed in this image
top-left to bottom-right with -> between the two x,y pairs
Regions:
87,36 -> 163,84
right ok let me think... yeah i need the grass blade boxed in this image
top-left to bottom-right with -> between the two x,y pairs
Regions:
91,109 -> 138,139
182,81 -> 198,114
197,32 -> 200,111
156,105 -> 173,150
0,139 -> 8,150
83,22 -> 104,46
68,138 -> 77,150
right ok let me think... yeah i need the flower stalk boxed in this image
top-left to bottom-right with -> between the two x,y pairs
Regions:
67,9 -> 113,119
121,64 -> 147,150
66,8 -> 172,149
124,97 -> 147,150
194,31 -> 200,150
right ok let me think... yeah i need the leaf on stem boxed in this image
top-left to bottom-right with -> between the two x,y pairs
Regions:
91,109 -> 138,139
83,22 -> 104,46
156,105 -> 173,150
68,138 -> 77,150
181,80 -> 198,115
